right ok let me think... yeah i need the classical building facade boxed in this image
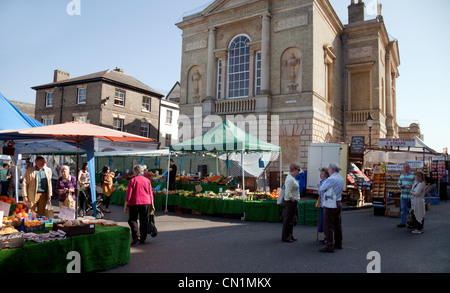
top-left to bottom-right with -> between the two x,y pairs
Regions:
176,0 -> 400,169
32,68 -> 164,142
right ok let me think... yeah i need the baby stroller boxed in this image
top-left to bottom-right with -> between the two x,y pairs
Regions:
80,186 -> 104,219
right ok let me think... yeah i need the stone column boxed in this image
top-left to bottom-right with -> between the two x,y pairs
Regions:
206,27 -> 216,100
385,51 -> 392,116
385,50 -> 395,137
260,13 -> 271,95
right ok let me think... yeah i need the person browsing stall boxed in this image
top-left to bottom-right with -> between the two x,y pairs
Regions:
55,165 -> 77,209
124,165 -> 155,245
22,156 -> 53,217
410,171 -> 426,234
397,163 -> 415,228
168,159 -> 177,191
281,163 -> 301,243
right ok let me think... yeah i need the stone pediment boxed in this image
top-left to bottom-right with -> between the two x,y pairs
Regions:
202,0 -> 261,16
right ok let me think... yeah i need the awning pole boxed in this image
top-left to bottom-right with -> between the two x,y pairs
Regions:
241,149 -> 245,200
280,150 -> 283,188
165,152 -> 171,212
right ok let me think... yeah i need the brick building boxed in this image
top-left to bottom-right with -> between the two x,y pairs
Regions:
176,0 -> 401,169
32,68 -> 164,141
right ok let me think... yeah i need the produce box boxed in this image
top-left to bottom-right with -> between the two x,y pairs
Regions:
0,232 -> 24,249
425,197 -> 439,205
53,221 -> 95,237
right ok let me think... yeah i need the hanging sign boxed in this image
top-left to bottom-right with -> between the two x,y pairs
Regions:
378,138 -> 415,147
405,160 -> 423,168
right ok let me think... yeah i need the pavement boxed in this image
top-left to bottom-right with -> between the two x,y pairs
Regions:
91,197 -> 450,274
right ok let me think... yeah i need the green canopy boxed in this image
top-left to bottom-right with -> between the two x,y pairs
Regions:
169,119 -> 280,153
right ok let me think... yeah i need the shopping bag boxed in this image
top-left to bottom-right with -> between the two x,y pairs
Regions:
147,210 -> 158,237
322,188 -> 337,209
277,187 -> 285,205
45,202 -> 54,219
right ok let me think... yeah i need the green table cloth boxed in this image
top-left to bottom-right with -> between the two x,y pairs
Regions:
0,225 -> 130,273
110,190 -> 318,226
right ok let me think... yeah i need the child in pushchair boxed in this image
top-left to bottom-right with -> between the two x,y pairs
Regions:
79,186 -> 104,219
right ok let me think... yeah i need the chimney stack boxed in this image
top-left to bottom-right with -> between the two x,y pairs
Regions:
348,0 -> 365,23
53,69 -> 70,83
114,67 -> 124,73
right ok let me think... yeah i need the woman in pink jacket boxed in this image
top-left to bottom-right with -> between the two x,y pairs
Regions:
124,165 -> 155,244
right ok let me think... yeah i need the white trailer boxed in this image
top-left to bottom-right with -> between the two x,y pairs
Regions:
306,143 -> 348,192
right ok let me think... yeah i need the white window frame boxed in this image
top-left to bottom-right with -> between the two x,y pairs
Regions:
255,51 -> 262,96
140,122 -> 149,138
227,34 -> 251,99
42,117 -> 54,125
113,117 -> 124,131
165,133 -> 172,148
142,96 -> 151,112
216,59 -> 223,100
73,115 -> 88,122
45,92 -> 54,107
114,89 -> 126,107
77,88 -> 87,104
166,109 -> 173,125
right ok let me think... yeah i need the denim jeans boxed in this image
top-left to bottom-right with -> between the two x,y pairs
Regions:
400,197 -> 410,225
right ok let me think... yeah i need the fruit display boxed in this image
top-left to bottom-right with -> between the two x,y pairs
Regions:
11,202 -> 30,218
2,215 -> 22,228
269,189 -> 280,199
0,226 -> 19,235
0,195 -> 15,204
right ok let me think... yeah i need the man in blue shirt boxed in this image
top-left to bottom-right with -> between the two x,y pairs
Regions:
397,163 -> 415,228
318,162 -> 345,253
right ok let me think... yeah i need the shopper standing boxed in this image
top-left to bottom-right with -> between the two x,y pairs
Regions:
410,171 -> 426,234
317,168 -> 330,244
124,165 -> 155,245
6,161 -> 21,198
22,156 -> 53,217
318,163 -> 344,253
168,159 -> 177,191
281,163 -> 301,243
397,163 -> 415,228
55,165 -> 77,209
101,165 -> 114,214
439,169 -> 448,201
1,163 -> 10,196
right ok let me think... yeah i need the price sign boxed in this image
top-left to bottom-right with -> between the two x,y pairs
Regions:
0,201 -> 11,217
59,206 -> 76,220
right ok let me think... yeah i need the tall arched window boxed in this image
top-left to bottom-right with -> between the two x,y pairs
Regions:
227,35 -> 250,99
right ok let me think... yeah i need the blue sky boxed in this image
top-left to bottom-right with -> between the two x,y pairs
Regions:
0,0 -> 449,152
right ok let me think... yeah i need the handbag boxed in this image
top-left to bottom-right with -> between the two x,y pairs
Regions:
322,188 -> 337,209
277,187 -> 285,205
45,202 -> 54,219
147,210 -> 158,237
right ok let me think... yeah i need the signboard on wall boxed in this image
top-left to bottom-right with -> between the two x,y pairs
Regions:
350,136 -> 365,154
378,138 -> 415,147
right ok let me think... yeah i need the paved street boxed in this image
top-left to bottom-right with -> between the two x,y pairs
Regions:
98,199 -> 450,274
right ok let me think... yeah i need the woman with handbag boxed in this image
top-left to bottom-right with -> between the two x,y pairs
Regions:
281,163 -> 301,243
55,165 -> 77,210
124,165 -> 155,245
410,171 -> 426,234
100,165 -> 115,213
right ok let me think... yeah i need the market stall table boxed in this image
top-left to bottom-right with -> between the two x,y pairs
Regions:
0,225 -> 130,273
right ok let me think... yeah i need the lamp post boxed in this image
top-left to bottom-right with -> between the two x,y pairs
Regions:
366,114 -> 375,147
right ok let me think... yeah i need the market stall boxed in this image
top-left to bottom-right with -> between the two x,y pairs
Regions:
167,119 -> 282,217
0,222 -> 130,273
365,136 -> 446,216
